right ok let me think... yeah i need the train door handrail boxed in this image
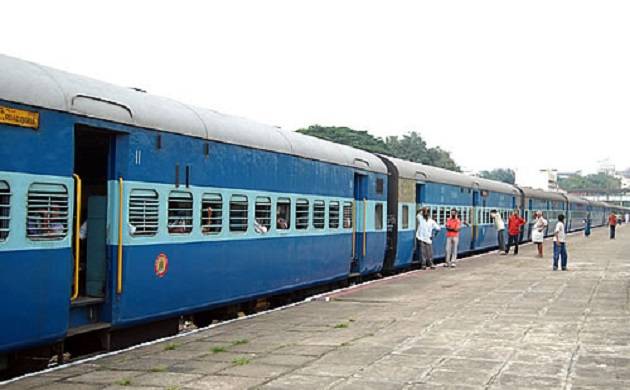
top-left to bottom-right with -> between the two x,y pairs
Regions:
71,174 -> 82,301
352,200 -> 356,259
363,198 -> 367,257
117,177 -> 124,294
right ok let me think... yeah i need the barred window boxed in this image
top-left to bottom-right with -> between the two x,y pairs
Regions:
402,205 -> 409,229
230,195 -> 248,232
343,201 -> 353,229
313,200 -> 325,229
255,197 -> 271,232
129,189 -> 159,236
168,191 -> 193,234
27,183 -> 69,240
0,181 -> 10,241
329,201 -> 340,229
375,203 -> 384,230
296,199 -> 309,230
201,193 -> 222,234
276,198 -> 291,230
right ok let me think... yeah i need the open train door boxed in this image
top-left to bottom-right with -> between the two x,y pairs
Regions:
69,124 -> 124,346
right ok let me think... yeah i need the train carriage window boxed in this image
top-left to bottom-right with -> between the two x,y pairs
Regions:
27,183 -> 69,240
375,204 -> 384,230
402,205 -> 409,229
168,191 -> 193,234
343,201 -> 353,229
276,198 -> 291,230
313,200 -> 325,229
201,193 -> 222,234
254,197 -> 272,233
129,189 -> 159,236
229,195 -> 249,232
329,201 -> 340,229
0,181 -> 10,241
295,199 -> 309,230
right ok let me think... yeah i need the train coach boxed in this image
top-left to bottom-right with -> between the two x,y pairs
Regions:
0,54 -> 389,374
379,156 -> 521,271
517,187 -> 567,239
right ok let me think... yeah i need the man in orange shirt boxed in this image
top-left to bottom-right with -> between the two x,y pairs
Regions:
609,212 -> 617,240
506,209 -> 526,255
444,208 -> 462,268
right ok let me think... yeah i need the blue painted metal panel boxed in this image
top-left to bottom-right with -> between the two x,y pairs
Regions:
393,230 -> 415,268
107,232 -> 385,326
0,248 -> 70,352
0,100 -> 74,177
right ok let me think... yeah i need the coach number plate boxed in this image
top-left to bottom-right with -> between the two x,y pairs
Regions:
0,105 -> 39,129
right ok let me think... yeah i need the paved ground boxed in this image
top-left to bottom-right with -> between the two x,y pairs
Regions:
3,226 -> 629,390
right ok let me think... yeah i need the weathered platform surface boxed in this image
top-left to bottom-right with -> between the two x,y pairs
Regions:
4,227 -> 629,390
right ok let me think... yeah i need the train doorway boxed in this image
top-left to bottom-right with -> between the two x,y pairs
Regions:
73,126 -> 115,299
352,173 -> 368,274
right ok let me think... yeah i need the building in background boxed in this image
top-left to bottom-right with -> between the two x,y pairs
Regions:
515,168 -> 563,192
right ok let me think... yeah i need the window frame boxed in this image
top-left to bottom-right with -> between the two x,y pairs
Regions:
167,190 -> 194,234
329,201 -> 340,229
313,200 -> 326,229
402,205 -> 409,229
0,181 -> 11,242
295,198 -> 309,230
375,203 -> 384,230
343,201 -> 353,229
26,182 -> 70,241
201,193 -> 223,235
254,196 -> 272,233
276,197 -> 291,231
229,194 -> 249,233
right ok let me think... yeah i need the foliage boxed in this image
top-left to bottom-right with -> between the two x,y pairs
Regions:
558,173 -> 621,192
479,169 -> 516,184
296,125 -> 460,171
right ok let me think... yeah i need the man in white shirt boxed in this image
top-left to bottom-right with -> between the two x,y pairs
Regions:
553,214 -> 568,271
490,210 -> 506,254
416,207 -> 441,270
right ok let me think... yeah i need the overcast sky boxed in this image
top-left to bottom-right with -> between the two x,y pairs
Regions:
3,1 -> 629,174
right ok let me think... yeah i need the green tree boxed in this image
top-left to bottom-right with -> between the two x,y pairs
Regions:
296,125 -> 389,154
479,169 -> 516,184
296,126 -> 460,171
558,173 -> 621,192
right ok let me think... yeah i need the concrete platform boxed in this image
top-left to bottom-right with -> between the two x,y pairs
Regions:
3,226 -> 629,389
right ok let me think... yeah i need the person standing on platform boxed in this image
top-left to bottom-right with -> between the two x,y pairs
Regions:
584,213 -> 592,238
531,211 -> 548,257
444,208 -> 462,268
416,207 -> 441,270
609,212 -> 617,239
506,209 -> 526,255
490,210 -> 506,254
553,214 -> 568,271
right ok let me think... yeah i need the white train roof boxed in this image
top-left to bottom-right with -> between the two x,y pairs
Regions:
565,194 -> 589,205
0,54 -> 386,174
383,156 -> 519,195
518,187 -> 567,202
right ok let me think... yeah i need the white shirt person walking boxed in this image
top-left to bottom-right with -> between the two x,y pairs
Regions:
416,207 -> 441,270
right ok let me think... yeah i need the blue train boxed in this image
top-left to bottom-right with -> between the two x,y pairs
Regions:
0,55 -> 626,375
